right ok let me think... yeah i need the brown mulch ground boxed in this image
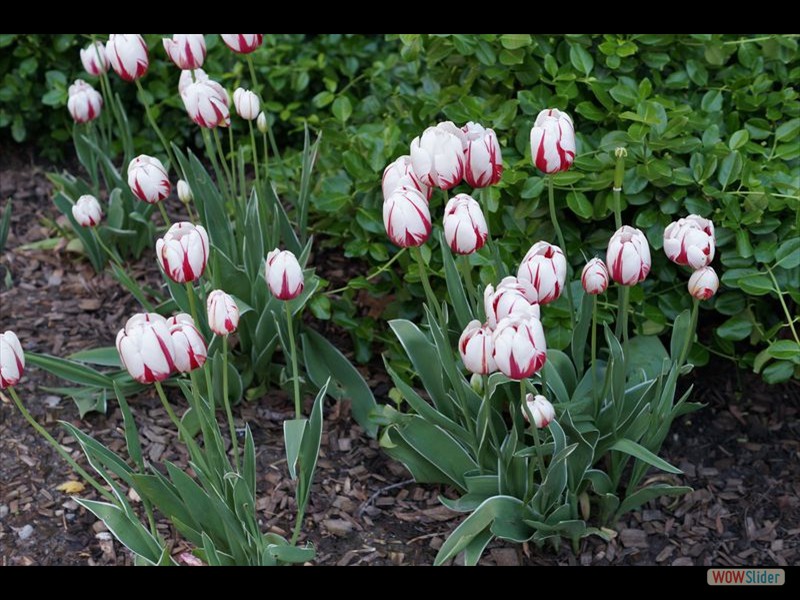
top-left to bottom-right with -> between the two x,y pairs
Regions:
1,147 -> 798,567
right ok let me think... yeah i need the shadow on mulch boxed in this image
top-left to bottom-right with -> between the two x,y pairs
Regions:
0,146 -> 797,566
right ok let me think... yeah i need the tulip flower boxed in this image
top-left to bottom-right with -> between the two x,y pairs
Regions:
607,226 -> 651,286
581,258 -> 609,295
265,249 -> 304,301
492,316 -> 547,380
256,111 -> 268,134
177,180 -> 192,204
0,331 -> 25,389
163,34 -> 206,70
156,222 -> 210,283
127,154 -> 171,204
72,194 -> 103,227
207,290 -> 240,335
233,88 -> 260,121
443,194 -> 488,255
517,241 -> 567,305
80,41 -> 108,76
688,266 -> 719,300
484,280 -> 540,329
530,108 -> 576,174
462,122 -> 503,188
220,34 -> 264,54
663,215 -> 716,270
458,320 -> 497,375
115,313 -> 176,384
106,34 -> 149,82
383,187 -> 432,248
67,79 -> 103,124
181,79 -> 230,128
178,67 -> 208,96
167,313 -> 208,373
522,394 -> 555,428
410,121 -> 465,190
382,155 -> 432,202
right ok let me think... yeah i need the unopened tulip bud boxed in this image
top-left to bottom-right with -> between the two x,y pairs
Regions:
177,180 -> 193,204
207,290 -> 240,335
265,249 -> 304,301
72,194 -> 103,227
156,222 -> 210,283
80,41 -> 108,76
530,109 -> 576,174
163,34 -> 206,70
607,226 -> 651,286
106,34 -> 149,82
581,258 -> 609,295
256,111 -> 268,133
614,147 -> 627,190
458,320 -> 497,375
0,331 -> 25,389
233,88 -> 260,121
688,267 -> 719,300
522,393 -> 555,428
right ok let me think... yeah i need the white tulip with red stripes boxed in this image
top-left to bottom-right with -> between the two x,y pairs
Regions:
163,34 -> 206,70
233,88 -> 260,121
530,108 -> 576,174
458,320 -> 497,375
207,290 -> 240,336
382,155 -> 432,202
178,67 -> 208,95
0,331 -> 25,389
492,315 -> 547,380
410,122 -> 465,190
265,249 -> 305,301
522,394 -> 555,428
72,194 -> 103,227
462,122 -> 503,188
220,34 -> 264,54
67,79 -> 103,124
116,313 -> 176,384
443,194 -> 488,255
517,241 -> 567,305
688,266 -> 719,300
167,313 -> 208,373
181,78 -> 230,129
156,222 -> 210,284
80,41 -> 108,76
383,187 -> 431,248
484,279 -> 540,329
106,34 -> 149,82
127,154 -> 171,204
607,226 -> 651,286
581,258 -> 609,295
663,215 -> 716,270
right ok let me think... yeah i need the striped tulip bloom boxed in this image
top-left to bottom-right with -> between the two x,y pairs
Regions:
0,331 -> 25,389
688,266 -> 719,301
181,78 -> 230,129
116,313 -> 176,384
265,249 -> 304,301
178,67 -> 208,96
72,194 -> 103,227
163,34 -> 206,70
443,194 -> 488,255
458,320 -> 497,375
522,394 -> 555,428
106,34 -> 149,82
80,41 -> 108,76
410,121 -> 465,190
382,155 -> 432,202
484,278 -> 540,329
517,241 -> 567,305
156,222 -> 210,283
530,109 -> 576,174
462,122 -> 503,188
127,154 -> 171,204
167,313 -> 208,373
383,187 -> 431,248
492,316 -> 547,380
207,290 -> 240,335
220,34 -> 264,54
67,79 -> 103,124
663,215 -> 716,270
607,226 -> 651,286
581,258 -> 609,295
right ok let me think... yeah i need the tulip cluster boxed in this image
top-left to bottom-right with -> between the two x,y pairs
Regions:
663,214 -> 719,300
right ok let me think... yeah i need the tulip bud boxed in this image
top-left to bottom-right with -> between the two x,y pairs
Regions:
72,194 -> 103,227
220,34 -> 264,54
382,155 -> 432,202
177,180 -> 193,204
470,373 -> 483,394
462,121 -> 503,188
443,194 -> 488,255
613,147 -> 627,190
233,87 -> 260,121
410,122 -> 465,190
0,331 -> 25,389
163,34 -> 206,70
492,316 -> 547,380
383,187 -> 431,248
265,249 -> 304,301
607,226 -> 651,286
521,393 -> 555,428
517,241 -> 567,305
458,320 -> 497,375
663,215 -> 716,270
178,67 -> 208,96
116,313 -> 176,384
127,154 -> 171,204
484,279 -> 540,329
256,111 -> 268,133
530,109 -> 576,174
106,34 -> 149,82
688,266 -> 719,300
80,41 -> 108,76
167,313 -> 208,373
67,79 -> 103,124
207,290 -> 240,335
581,258 -> 609,295
181,79 -> 230,129
156,222 -> 210,284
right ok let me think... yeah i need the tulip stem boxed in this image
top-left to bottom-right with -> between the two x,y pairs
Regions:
481,188 -> 506,279
591,294 -> 599,416
547,175 -> 575,321
616,286 -> 630,355
483,374 -> 500,450
227,126 -> 238,202
412,246 -> 445,328
458,254 -> 478,312
213,128 -> 236,202
134,79 -> 176,169
92,228 -> 124,269
285,302 -> 302,419
185,282 -> 200,328
157,202 -> 171,228
8,386 -> 115,502
765,265 -> 800,345
261,130 -> 271,181
154,381 -> 185,434
221,335 -> 239,472
248,120 -> 262,195
678,298 -> 700,368
530,416 -> 547,489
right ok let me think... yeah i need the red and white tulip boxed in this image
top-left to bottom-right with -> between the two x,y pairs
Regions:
458,320 -> 497,375
383,187 -> 432,248
492,316 -> 547,380
72,194 -> 103,227
178,67 -> 208,96
462,121 -> 503,188
233,88 -> 260,121
207,290 -> 240,336
181,78 -> 230,129
410,122 -> 465,190
484,278 -> 540,329
156,222 -> 210,284
522,394 -> 555,428
663,215 -> 716,270
127,154 -> 171,204
0,331 -> 25,389
581,258 -> 609,295
220,34 -> 264,54
80,41 -> 108,76
115,313 -> 176,384
167,313 -> 208,373
106,34 -> 149,82
607,226 -> 651,286
517,241 -> 567,305
688,267 -> 719,301
530,108 -> 576,174
67,79 -> 103,124
265,249 -> 305,301
382,155 -> 432,202
163,34 -> 206,70
443,194 -> 488,255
